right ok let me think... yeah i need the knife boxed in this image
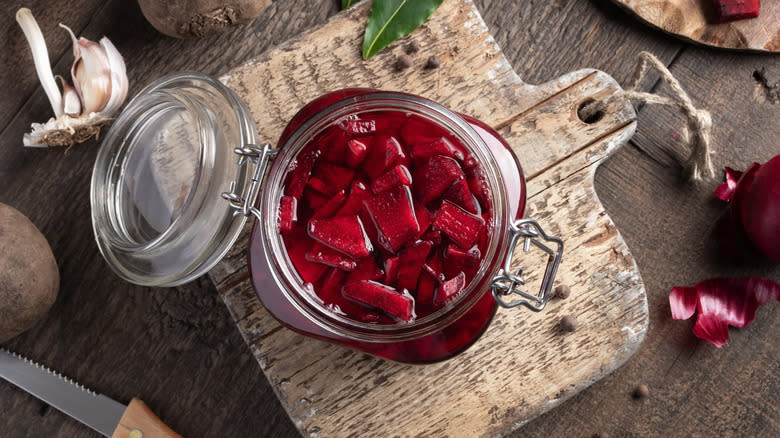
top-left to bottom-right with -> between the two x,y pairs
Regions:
0,348 -> 181,437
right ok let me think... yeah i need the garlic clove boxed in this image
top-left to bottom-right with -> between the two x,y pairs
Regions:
97,37 -> 128,118
60,24 -> 111,115
57,75 -> 81,116
17,8 -> 129,148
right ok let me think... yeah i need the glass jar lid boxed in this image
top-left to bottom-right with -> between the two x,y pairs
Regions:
91,72 -> 257,286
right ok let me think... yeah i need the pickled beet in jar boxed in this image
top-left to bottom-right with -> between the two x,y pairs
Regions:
92,73 -> 563,364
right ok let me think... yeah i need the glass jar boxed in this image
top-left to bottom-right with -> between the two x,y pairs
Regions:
92,72 -> 563,363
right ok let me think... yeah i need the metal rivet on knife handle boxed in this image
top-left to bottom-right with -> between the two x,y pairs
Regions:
112,398 -> 182,438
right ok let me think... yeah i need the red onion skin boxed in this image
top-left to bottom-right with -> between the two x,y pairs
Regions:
739,154 -> 780,264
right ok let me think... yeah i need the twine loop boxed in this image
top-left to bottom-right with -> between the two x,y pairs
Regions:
580,52 -> 714,181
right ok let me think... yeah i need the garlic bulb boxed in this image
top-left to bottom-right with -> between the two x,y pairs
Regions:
15,8 -> 129,147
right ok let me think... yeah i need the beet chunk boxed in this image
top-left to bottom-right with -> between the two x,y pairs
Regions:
308,215 -> 372,259
285,147 -> 321,199
413,155 -> 464,204
712,0 -> 761,23
433,272 -> 467,307
433,200 -> 485,249
346,138 -> 370,168
442,178 -> 480,214
363,135 -> 406,179
409,137 -> 465,163
342,280 -> 416,322
397,240 -> 434,291
278,196 -> 298,233
372,164 -> 412,194
363,186 -> 420,252
311,190 -> 346,219
312,163 -> 355,194
305,242 -> 357,271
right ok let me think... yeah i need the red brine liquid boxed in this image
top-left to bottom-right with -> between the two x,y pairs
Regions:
250,90 -> 525,363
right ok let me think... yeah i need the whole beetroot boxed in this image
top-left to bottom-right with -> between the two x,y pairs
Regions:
0,203 -> 59,343
138,0 -> 271,39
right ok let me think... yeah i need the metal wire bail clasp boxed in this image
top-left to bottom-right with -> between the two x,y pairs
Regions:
222,143 -> 276,221
490,218 -> 563,312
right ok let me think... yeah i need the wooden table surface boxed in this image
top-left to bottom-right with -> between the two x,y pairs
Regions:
0,1 -> 777,437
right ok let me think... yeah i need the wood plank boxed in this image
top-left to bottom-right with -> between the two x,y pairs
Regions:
610,0 -> 780,52
214,1 -> 646,435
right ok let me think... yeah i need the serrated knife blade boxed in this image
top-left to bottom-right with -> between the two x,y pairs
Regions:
0,348 -> 180,437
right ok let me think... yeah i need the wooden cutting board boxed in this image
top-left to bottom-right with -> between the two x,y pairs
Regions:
210,1 -> 647,436
610,0 -> 780,52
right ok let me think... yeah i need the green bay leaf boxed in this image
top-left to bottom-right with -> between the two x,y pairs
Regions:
362,0 -> 444,60
341,0 -> 358,9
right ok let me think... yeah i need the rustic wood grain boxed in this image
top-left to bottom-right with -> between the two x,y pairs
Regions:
0,0 -> 777,437
611,0 -> 780,52
213,1 -> 647,435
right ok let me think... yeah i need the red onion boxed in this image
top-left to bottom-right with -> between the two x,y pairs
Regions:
714,154 -> 780,263
739,155 -> 780,263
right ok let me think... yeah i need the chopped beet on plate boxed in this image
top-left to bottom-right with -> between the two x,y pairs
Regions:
308,215 -> 372,259
433,200 -> 485,249
711,0 -> 761,23
363,186 -> 420,252
342,280 -> 416,322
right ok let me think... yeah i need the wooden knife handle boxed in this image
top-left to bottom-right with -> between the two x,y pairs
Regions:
112,398 -> 182,438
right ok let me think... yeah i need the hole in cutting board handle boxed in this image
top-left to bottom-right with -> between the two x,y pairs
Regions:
577,99 -> 605,124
